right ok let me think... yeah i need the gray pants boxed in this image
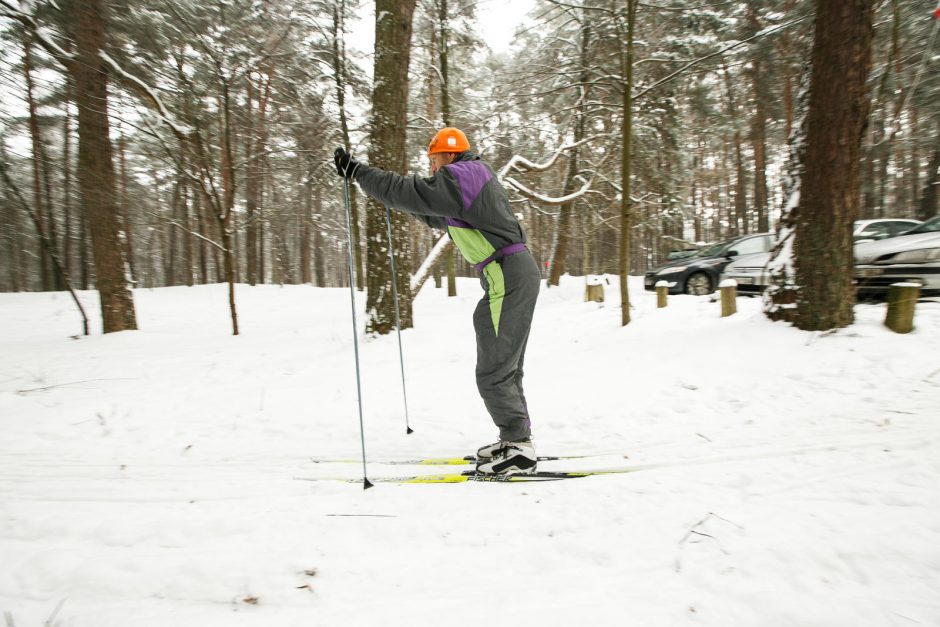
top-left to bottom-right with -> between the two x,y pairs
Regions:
473,252 -> 541,441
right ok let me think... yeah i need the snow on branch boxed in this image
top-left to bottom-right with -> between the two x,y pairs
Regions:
503,175 -> 592,207
497,135 -> 595,179
34,25 -> 72,62
0,0 -> 75,67
99,52 -> 193,137
496,136 -> 600,206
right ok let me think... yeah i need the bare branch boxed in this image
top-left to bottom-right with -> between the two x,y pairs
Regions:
504,175 -> 592,206
0,0 -> 74,69
99,51 -> 192,138
497,135 -> 599,178
635,15 -> 812,102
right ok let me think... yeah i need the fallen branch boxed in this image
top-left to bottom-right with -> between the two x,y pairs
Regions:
16,378 -> 136,395
675,512 -> 737,573
0,155 -> 90,335
410,234 -> 453,295
44,599 -> 66,627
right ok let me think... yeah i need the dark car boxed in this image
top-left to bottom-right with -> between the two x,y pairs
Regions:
644,233 -> 774,295
666,247 -> 703,261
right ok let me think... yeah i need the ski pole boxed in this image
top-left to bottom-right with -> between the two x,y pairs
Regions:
384,207 -> 413,435
341,165 -> 372,490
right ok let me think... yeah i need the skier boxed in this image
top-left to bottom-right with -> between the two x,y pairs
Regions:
334,128 -> 541,475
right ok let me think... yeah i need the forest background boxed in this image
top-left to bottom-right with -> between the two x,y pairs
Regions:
0,0 -> 937,334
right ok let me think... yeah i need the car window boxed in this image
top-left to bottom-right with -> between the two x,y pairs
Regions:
696,240 -> 732,258
732,236 -> 769,255
887,221 -> 917,235
857,223 -> 891,239
903,215 -> 940,234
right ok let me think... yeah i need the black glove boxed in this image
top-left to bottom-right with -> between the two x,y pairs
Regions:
334,147 -> 361,179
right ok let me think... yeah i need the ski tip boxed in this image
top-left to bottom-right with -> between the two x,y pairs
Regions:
406,426 -> 414,435
363,478 -> 375,490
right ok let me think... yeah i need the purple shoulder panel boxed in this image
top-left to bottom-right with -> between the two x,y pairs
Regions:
446,218 -> 474,228
445,161 -> 492,212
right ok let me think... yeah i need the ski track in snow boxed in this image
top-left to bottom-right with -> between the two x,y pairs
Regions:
1,277 -> 939,626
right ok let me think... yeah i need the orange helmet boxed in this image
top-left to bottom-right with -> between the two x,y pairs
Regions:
427,127 -> 470,156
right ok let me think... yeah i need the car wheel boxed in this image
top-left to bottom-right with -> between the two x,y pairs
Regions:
685,272 -> 713,295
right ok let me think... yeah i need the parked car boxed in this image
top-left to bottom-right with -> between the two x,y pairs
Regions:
720,251 -> 772,295
645,233 -> 774,295
854,214 -> 940,295
666,247 -> 703,261
719,218 -> 924,295
853,218 -> 922,242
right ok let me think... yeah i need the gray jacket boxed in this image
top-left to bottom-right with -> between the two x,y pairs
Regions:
354,151 -> 527,268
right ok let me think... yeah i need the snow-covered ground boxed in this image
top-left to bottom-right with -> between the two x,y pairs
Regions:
1,276 -> 938,626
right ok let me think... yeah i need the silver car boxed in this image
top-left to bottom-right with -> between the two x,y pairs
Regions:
721,217 -> 925,294
720,251 -> 772,294
854,215 -> 940,295
854,218 -> 922,242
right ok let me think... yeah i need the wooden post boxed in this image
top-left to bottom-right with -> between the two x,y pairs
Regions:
884,282 -> 919,333
655,280 -> 668,308
720,279 -> 737,317
584,276 -> 605,302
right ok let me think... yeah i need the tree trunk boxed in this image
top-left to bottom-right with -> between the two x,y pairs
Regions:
219,81 -> 239,335
301,156 -> 312,285
780,0 -> 797,140
195,185 -> 208,284
782,65 -> 794,141
181,180 -> 193,286
731,140 -> 748,235
793,0 -> 874,331
437,0 -> 458,297
724,68 -> 747,235
910,107 -> 920,211
245,70 -> 272,286
750,61 -> 770,232
116,124 -> 135,285
919,135 -> 940,220
549,152 -> 580,287
550,22 -> 590,287
167,179 -> 180,283
0,143 -> 23,291
313,184 -> 326,287
22,34 -> 52,291
63,74 -> 75,284
619,1 -> 637,327
332,3 -> 364,290
366,0 -> 417,334
72,0 -> 137,332
245,80 -> 259,285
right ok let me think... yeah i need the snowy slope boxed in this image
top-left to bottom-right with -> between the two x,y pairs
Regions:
1,277 -> 938,626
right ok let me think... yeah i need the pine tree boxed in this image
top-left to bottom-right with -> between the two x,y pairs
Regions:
366,0 -> 418,334
72,0 -> 138,332
793,0 -> 875,330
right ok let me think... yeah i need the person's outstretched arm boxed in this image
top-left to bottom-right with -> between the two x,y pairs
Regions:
355,165 -> 464,219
